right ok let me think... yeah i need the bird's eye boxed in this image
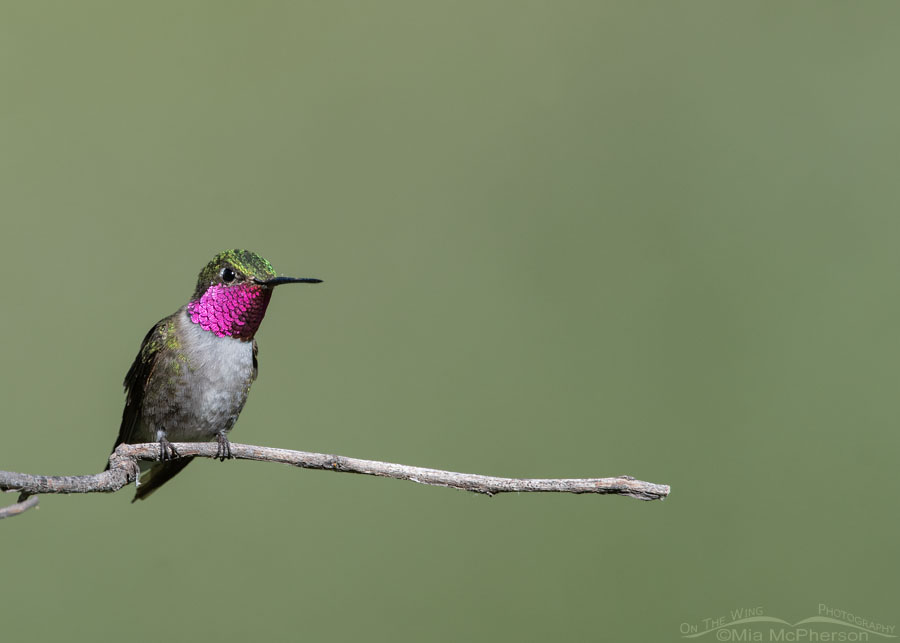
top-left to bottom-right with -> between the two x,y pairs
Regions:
221,267 -> 236,283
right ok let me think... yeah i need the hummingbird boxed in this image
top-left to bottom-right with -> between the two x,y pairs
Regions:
107,249 -> 321,501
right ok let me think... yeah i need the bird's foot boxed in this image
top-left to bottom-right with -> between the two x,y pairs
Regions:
158,437 -> 178,462
215,432 -> 232,462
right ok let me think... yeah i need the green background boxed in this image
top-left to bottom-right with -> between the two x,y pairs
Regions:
2,2 -> 898,641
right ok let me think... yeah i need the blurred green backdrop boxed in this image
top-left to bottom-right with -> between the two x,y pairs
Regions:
2,2 -> 898,641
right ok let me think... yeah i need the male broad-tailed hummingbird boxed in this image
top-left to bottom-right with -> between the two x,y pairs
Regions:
107,249 -> 321,501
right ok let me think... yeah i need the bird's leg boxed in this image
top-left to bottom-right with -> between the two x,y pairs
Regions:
157,430 -> 178,462
215,431 -> 232,462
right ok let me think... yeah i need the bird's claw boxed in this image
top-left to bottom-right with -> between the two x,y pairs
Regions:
159,437 -> 178,462
215,433 -> 233,462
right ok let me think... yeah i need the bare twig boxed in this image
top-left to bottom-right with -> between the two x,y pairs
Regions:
0,442 -> 670,518
0,493 -> 39,519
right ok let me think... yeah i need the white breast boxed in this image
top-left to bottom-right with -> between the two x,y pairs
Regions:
169,309 -> 256,440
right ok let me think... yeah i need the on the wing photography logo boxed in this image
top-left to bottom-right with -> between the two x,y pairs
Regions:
679,604 -> 895,641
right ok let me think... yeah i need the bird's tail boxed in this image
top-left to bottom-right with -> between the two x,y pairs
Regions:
131,458 -> 195,502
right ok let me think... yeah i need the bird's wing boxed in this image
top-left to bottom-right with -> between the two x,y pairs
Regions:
106,318 -> 171,464
252,339 -> 259,381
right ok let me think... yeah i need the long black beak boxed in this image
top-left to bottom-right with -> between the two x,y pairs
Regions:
254,276 -> 323,286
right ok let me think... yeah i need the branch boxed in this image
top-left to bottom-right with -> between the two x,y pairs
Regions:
0,442 -> 671,518
0,493 -> 39,519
